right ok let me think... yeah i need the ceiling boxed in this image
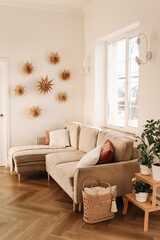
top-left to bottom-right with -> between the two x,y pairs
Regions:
0,0 -> 101,14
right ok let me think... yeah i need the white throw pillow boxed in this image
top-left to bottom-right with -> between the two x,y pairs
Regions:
49,129 -> 70,147
76,146 -> 101,169
84,186 -> 117,196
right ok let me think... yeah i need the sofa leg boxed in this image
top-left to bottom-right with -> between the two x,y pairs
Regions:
48,173 -> 50,182
79,203 -> 82,212
18,173 -> 21,183
73,202 -> 76,212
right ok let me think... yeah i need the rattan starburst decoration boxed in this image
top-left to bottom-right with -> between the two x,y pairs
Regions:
61,69 -> 71,80
22,62 -> 34,74
14,85 -> 25,96
49,52 -> 60,65
29,106 -> 41,118
38,75 -> 54,94
57,91 -> 69,102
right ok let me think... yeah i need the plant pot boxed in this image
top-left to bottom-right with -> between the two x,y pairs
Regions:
135,192 -> 148,203
152,163 -> 160,181
140,164 -> 151,175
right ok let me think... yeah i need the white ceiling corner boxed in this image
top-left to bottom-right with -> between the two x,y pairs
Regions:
0,0 -> 101,14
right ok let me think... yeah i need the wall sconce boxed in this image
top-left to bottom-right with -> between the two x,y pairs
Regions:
80,56 -> 89,75
135,33 -> 152,65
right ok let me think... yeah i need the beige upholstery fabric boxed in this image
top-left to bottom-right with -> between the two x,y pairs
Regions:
131,146 -> 140,159
56,161 -> 78,184
10,121 -> 138,205
97,131 -> 133,161
36,137 -> 46,145
46,161 -> 78,199
65,121 -> 81,149
13,147 -> 75,164
78,125 -> 99,153
11,146 -> 75,174
74,159 -> 140,204
15,164 -> 46,173
46,151 -> 85,167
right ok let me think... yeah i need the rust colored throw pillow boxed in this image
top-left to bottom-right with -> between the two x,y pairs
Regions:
97,140 -> 114,164
45,130 -> 50,145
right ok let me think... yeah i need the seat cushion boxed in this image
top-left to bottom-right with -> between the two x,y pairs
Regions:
78,125 -> 99,153
46,161 -> 78,199
12,146 -> 75,165
45,150 -> 85,167
65,121 -> 81,149
56,161 -> 78,186
97,131 -> 133,161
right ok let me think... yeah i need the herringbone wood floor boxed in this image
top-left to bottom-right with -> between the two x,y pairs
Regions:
0,167 -> 160,240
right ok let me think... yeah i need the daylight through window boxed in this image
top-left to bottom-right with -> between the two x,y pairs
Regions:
107,33 -> 139,130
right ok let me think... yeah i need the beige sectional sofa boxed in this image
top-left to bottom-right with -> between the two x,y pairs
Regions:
9,121 -> 140,211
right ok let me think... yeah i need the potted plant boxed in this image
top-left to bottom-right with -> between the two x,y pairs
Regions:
143,119 -> 160,180
137,119 -> 160,176
132,180 -> 152,203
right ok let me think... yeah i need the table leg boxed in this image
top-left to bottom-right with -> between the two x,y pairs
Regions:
147,193 -> 151,203
123,196 -> 129,214
144,210 -> 149,232
152,185 -> 157,208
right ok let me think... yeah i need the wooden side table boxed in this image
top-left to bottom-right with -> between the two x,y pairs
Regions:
123,173 -> 160,231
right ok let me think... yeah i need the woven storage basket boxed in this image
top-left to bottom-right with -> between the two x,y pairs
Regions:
82,177 -> 116,224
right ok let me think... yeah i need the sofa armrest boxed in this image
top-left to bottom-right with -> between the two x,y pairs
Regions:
36,137 -> 46,145
73,159 -> 140,204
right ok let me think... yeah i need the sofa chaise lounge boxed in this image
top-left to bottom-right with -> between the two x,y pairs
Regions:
8,121 -> 140,211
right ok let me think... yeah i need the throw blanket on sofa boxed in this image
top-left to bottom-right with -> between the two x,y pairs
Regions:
8,145 -> 75,173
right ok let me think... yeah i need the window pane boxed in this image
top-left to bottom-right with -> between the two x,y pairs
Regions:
108,39 -> 126,127
128,36 -> 139,128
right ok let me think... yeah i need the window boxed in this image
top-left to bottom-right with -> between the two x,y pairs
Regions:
107,32 -> 139,131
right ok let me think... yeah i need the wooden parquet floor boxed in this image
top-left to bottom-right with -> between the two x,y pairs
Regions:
0,167 -> 160,240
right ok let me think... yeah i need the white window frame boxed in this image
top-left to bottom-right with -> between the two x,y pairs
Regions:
106,29 -> 139,134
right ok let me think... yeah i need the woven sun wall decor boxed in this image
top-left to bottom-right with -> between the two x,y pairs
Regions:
57,91 -> 69,102
14,85 -> 25,96
49,52 -> 60,65
22,62 -> 34,75
29,106 -> 41,118
38,75 -> 54,94
61,69 -> 71,80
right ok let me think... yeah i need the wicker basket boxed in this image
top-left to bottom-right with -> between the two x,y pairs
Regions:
82,177 -> 116,224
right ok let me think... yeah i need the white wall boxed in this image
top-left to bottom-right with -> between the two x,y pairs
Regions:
0,5 -> 84,146
84,0 -> 160,134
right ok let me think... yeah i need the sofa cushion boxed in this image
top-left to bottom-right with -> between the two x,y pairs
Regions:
46,161 -> 78,199
97,131 -> 133,161
79,125 -> 99,153
49,129 -> 70,147
45,151 -> 85,167
56,161 -> 78,180
97,140 -> 114,164
50,161 -> 78,187
12,147 -> 75,165
76,146 -> 101,169
45,131 -> 50,145
65,121 -> 81,149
